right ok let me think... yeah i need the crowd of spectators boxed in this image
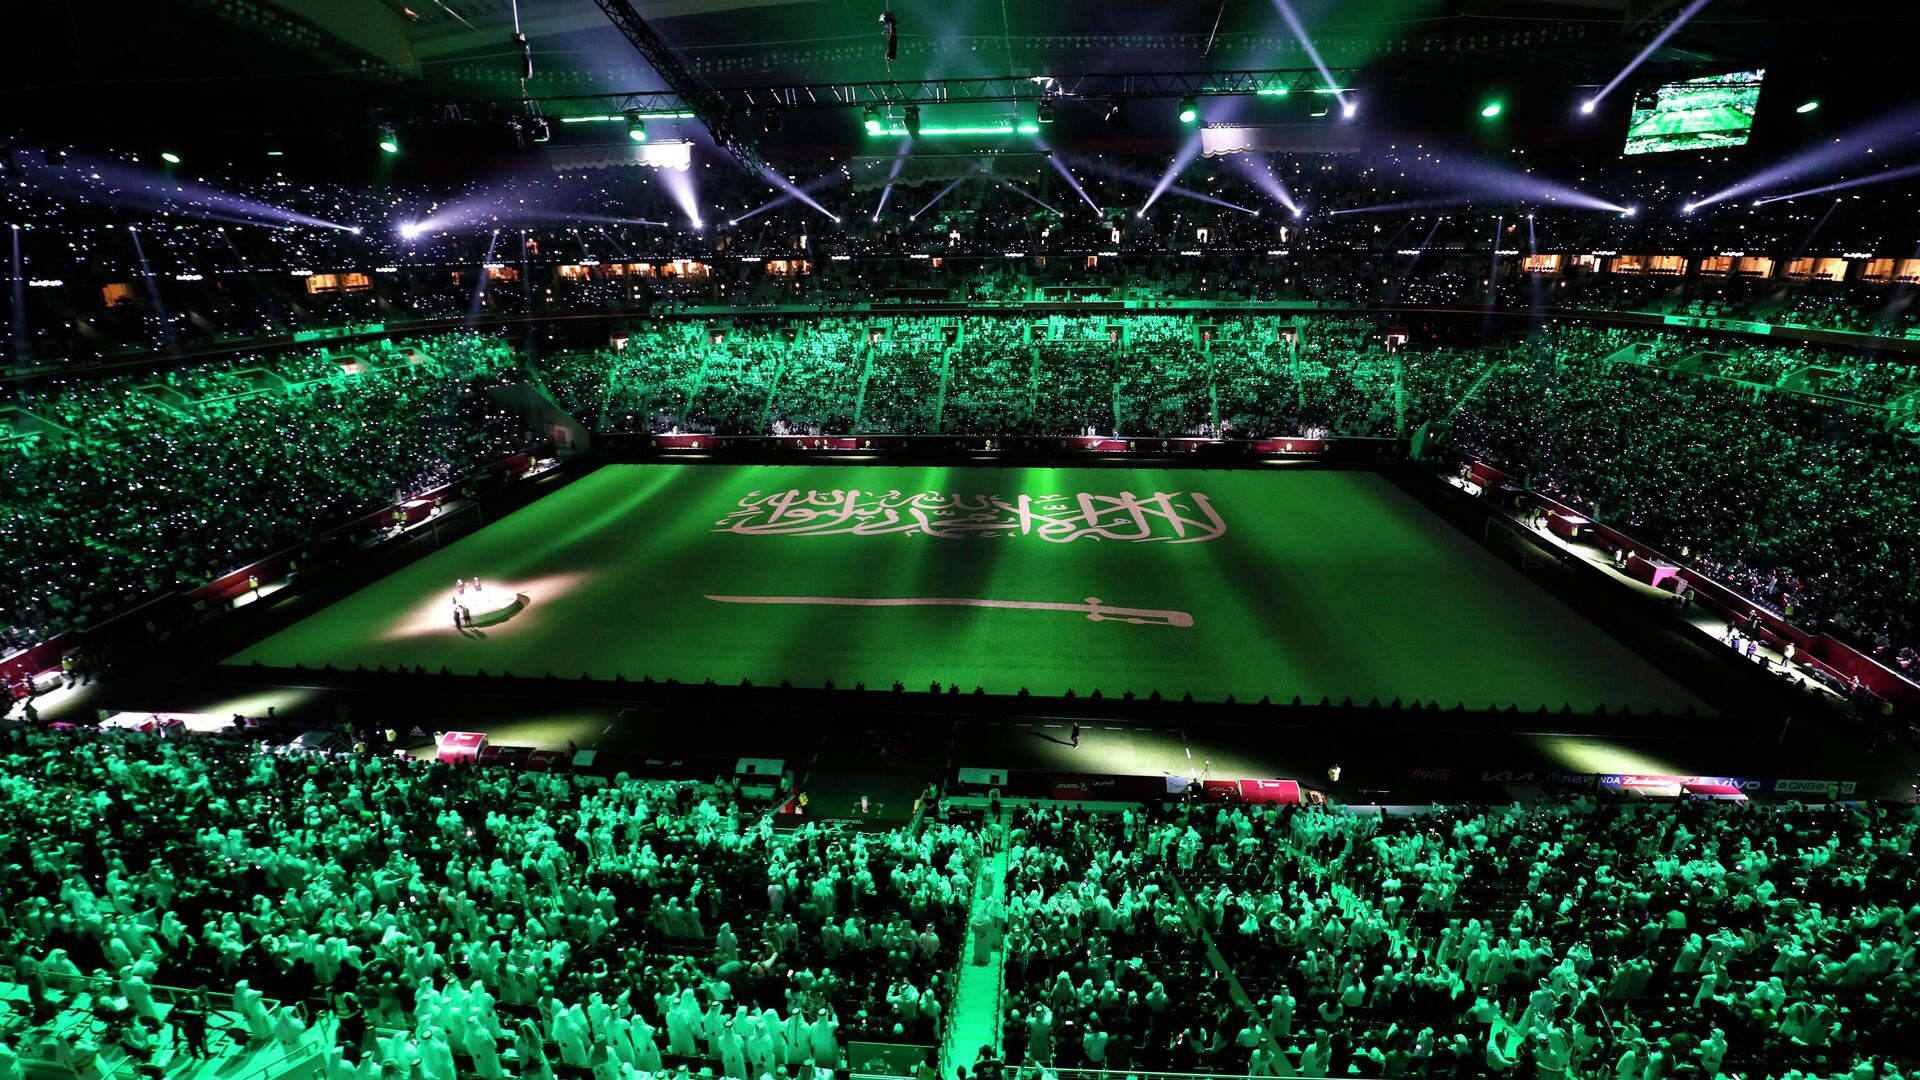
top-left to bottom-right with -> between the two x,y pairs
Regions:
6,306 -> 1916,686
11,144 -> 1920,370
0,725 -> 974,1079
0,334 -> 532,650
1440,323 -> 1920,677
999,797 -> 1920,1080
5,723 -> 1915,1080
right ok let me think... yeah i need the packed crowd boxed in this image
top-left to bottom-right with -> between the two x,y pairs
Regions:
1442,322 -> 1920,675
7,307 -> 1917,681
1000,798 -> 1920,1080
529,314 -> 1414,441
12,143 -> 1920,370
0,726 -> 976,1079
0,334 -> 531,650
467,312 -> 1920,673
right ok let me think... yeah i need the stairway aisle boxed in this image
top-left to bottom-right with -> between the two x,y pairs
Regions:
942,838 -> 1011,1078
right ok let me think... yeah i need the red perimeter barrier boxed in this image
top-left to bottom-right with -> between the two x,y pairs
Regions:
5,449 -> 547,688
644,434 -> 1338,454
1451,452 -> 1920,708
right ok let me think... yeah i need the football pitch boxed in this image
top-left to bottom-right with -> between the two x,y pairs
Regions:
229,464 -> 1706,713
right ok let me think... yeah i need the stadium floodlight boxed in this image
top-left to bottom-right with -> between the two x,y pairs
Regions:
1579,99 -> 1597,115
866,121 -> 1038,137
160,152 -> 182,165
864,106 -> 883,134
378,124 -> 399,154
1178,97 -> 1199,124
1796,100 -> 1820,114
1037,101 -> 1055,124
1481,101 -> 1503,119
625,111 -> 648,142
1342,100 -> 1358,119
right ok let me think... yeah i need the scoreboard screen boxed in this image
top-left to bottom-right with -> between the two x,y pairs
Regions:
1623,70 -> 1765,156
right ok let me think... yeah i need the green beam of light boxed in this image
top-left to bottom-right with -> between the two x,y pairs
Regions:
866,123 -> 1039,137
560,112 -> 696,122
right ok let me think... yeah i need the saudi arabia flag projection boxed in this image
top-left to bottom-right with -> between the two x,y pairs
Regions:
229,463 -> 1704,713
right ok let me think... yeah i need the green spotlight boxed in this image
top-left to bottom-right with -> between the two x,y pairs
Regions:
863,106 -> 883,134
625,111 -> 647,142
1178,96 -> 1199,124
160,152 -> 182,164
377,123 -> 399,154
1795,100 -> 1820,114
1481,101 -> 1503,118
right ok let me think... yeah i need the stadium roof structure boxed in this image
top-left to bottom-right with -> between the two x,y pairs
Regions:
3,0 -> 1916,172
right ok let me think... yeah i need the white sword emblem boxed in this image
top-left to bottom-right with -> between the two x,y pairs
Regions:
703,594 -> 1194,627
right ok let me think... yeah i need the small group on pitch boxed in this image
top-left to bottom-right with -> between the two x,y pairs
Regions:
452,577 -> 483,629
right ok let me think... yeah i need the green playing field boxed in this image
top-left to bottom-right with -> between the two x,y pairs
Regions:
228,464 -> 1706,712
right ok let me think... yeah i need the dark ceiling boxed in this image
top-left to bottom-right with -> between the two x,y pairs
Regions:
4,0 -> 1913,176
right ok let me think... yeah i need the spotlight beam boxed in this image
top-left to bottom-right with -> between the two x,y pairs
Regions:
17,155 -> 360,233
998,181 -> 1061,216
1320,151 -> 1625,215
1327,197 -> 1472,216
1139,135 -> 1205,215
1225,153 -> 1299,215
1689,102 -> 1920,211
1271,0 -> 1350,110
1044,152 -> 1103,216
1586,0 -> 1712,112
912,177 -> 970,220
1789,198 -> 1842,262
730,193 -> 798,227
1168,188 -> 1260,215
757,169 -> 841,222
1750,161 -> 1920,206
660,167 -> 703,229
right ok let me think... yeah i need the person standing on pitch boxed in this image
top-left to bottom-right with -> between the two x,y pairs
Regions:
1070,720 -> 1081,748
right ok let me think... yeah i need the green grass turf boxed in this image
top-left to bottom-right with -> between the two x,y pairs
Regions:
228,464 -> 1706,713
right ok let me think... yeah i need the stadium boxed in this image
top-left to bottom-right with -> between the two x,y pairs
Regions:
3,0 -> 1920,1078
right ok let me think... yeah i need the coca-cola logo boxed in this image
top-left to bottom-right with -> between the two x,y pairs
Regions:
1409,768 -> 1452,781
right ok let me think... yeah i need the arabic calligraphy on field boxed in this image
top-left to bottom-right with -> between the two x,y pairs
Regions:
713,489 -> 1227,544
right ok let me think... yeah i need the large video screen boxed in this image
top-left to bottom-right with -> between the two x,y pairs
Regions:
1623,70 -> 1765,156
